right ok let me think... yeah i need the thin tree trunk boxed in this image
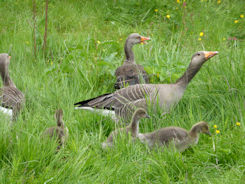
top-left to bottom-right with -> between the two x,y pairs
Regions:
33,0 -> 37,58
43,0 -> 48,52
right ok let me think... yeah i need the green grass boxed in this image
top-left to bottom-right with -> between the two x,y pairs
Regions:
0,0 -> 245,183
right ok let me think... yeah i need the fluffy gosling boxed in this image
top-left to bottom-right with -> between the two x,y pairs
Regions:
138,121 -> 211,152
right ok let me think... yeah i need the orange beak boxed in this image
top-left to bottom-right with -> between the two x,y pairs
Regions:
204,51 -> 218,60
9,56 -> 11,59
140,36 -> 150,44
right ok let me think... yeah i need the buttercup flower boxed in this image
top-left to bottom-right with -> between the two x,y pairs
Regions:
217,0 -> 221,4
154,9 -> 158,12
213,125 -> 217,129
234,20 -> 239,23
198,37 -> 202,41
166,14 -> 171,19
119,38 -> 123,41
236,122 -> 241,126
97,40 -> 101,44
177,0 -> 180,3
240,14 -> 244,18
199,32 -> 204,37
223,38 -> 226,41
216,130 -> 220,134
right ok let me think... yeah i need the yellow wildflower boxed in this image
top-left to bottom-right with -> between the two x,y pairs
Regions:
217,0 -> 221,4
234,20 -> 239,24
236,122 -> 241,126
198,37 -> 202,41
51,61 -> 53,65
199,32 -> 204,37
223,38 -> 226,41
177,0 -> 180,3
216,130 -> 220,134
119,38 -> 123,41
213,125 -> 217,129
154,9 -> 158,12
97,40 -> 101,44
240,14 -> 244,18
166,14 -> 170,19
25,41 -> 30,45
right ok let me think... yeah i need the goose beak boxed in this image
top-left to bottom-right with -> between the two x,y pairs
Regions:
140,36 -> 150,44
145,114 -> 151,119
204,51 -> 218,60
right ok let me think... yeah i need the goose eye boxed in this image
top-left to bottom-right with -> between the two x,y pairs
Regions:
197,53 -> 201,56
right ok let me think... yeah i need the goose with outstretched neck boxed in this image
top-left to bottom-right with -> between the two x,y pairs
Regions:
102,108 -> 150,149
114,33 -> 150,89
138,121 -> 211,152
75,51 -> 218,122
0,53 -> 25,121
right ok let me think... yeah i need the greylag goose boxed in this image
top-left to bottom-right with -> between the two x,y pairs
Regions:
43,109 -> 69,150
138,121 -> 211,152
102,108 -> 149,149
114,33 -> 150,89
75,51 -> 218,121
0,53 -> 25,121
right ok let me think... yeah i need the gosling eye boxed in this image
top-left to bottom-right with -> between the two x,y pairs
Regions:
197,53 -> 201,56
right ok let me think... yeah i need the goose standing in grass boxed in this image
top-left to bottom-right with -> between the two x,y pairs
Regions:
102,108 -> 150,149
43,109 -> 69,150
75,51 -> 218,121
0,53 -> 25,121
138,121 -> 211,152
114,33 -> 150,89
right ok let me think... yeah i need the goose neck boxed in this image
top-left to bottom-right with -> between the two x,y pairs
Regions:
175,62 -> 203,87
124,41 -> 135,63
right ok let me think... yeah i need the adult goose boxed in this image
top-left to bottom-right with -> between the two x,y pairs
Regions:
114,33 -> 150,89
75,51 -> 218,121
138,121 -> 211,152
0,53 -> 25,121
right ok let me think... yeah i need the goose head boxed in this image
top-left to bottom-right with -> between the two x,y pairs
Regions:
126,33 -> 150,46
190,51 -> 218,67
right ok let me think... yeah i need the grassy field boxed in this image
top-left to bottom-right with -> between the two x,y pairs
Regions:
0,0 -> 245,183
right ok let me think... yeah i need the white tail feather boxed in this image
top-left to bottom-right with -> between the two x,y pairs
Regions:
75,106 -> 118,121
0,106 -> 13,118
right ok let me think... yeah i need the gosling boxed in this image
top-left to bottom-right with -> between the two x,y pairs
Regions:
138,121 -> 211,152
43,109 -> 69,150
102,108 -> 150,149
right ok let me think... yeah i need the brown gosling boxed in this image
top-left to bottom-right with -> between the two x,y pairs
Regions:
138,121 -> 211,152
43,109 -> 69,150
102,108 -> 150,149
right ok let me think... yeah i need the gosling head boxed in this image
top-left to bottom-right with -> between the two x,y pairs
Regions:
55,109 -> 63,120
190,51 -> 218,67
133,108 -> 150,121
126,33 -> 150,45
193,121 -> 211,136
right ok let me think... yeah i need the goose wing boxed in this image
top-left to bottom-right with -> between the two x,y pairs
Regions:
74,84 -> 154,110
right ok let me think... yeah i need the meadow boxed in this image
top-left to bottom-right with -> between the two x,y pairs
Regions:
0,0 -> 245,183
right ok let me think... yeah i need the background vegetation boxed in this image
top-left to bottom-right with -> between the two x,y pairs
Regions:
0,0 -> 244,183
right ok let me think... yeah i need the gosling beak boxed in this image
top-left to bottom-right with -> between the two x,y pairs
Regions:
9,56 -> 11,60
206,131 -> 212,136
204,51 -> 218,60
145,114 -> 151,119
140,36 -> 150,44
